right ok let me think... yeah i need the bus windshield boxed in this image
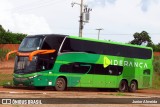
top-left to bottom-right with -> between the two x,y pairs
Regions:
19,37 -> 43,52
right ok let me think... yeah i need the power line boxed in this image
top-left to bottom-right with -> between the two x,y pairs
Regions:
7,0 -> 67,12
83,33 -> 160,35
15,0 -> 62,12
42,27 -> 160,35
11,0 -> 44,10
5,0 -> 51,11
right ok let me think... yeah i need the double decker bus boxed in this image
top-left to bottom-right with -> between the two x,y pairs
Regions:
6,34 -> 153,92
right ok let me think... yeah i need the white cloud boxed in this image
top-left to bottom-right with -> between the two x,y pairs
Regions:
11,13 -> 52,34
0,0 -> 52,35
84,0 -> 160,43
0,0 -> 159,44
140,0 -> 159,12
87,0 -> 116,7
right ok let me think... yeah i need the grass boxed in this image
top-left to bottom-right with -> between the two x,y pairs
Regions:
0,49 -> 9,61
0,48 -> 14,86
115,92 -> 126,96
0,48 -> 15,61
152,72 -> 160,89
1,80 -> 13,86
152,56 -> 160,89
0,73 -> 13,86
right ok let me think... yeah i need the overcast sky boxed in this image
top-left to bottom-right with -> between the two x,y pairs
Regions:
0,0 -> 159,44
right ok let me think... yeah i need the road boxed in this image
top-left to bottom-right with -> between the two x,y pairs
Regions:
0,86 -> 160,107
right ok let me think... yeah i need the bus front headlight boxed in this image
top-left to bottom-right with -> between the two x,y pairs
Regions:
28,75 -> 37,79
32,56 -> 37,61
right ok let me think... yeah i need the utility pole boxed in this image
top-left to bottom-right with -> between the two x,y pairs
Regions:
71,0 -> 92,37
96,28 -> 103,40
79,0 -> 83,38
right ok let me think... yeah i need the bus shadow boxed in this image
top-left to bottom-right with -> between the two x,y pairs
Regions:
3,85 -> 118,92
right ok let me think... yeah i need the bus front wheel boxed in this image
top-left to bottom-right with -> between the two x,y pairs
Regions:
119,80 -> 128,92
55,77 -> 66,91
129,81 -> 137,93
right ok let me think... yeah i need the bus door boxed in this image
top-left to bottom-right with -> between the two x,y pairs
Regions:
92,64 -> 107,88
64,62 -> 93,87
105,65 -> 123,88
73,63 -> 93,87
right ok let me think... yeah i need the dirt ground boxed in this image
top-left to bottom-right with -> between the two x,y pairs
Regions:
0,86 -> 160,107
0,60 -> 14,74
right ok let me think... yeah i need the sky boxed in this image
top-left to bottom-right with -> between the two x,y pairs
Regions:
0,0 -> 160,44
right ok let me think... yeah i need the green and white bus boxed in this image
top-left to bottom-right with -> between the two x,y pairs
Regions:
6,34 -> 153,92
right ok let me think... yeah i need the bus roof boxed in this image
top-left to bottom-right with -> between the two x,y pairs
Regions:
27,34 -> 68,38
68,35 -> 153,50
25,34 -> 152,50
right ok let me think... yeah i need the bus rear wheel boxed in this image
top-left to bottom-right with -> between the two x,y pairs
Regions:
55,77 -> 66,91
119,80 -> 128,92
129,81 -> 137,93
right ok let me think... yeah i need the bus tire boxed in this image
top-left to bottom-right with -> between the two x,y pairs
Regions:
119,80 -> 128,92
55,77 -> 66,91
129,81 -> 137,93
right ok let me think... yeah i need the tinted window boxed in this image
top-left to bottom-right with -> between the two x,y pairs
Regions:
60,62 -> 91,74
41,35 -> 64,51
89,64 -> 123,75
143,69 -> 150,75
61,38 -> 152,59
60,62 -> 123,76
38,35 -> 65,71
19,37 -> 43,51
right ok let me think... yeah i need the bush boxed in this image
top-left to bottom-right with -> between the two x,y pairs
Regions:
0,32 -> 26,44
0,49 -> 15,61
153,56 -> 160,74
0,25 -> 26,44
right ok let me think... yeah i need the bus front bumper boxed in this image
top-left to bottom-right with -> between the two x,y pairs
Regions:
13,77 -> 33,86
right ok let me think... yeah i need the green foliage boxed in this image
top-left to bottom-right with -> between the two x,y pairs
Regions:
152,56 -> 160,89
115,92 -> 126,96
0,49 -> 15,61
0,25 -> 26,44
0,49 -> 9,61
130,31 -> 160,52
149,44 -> 160,52
0,25 -> 6,33
130,31 -> 152,45
153,56 -> 160,73
154,43 -> 160,52
152,72 -> 160,89
0,73 -> 13,86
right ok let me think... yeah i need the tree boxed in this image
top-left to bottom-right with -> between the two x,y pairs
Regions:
0,25 -> 26,44
0,25 -> 6,33
130,31 -> 152,45
154,43 -> 160,52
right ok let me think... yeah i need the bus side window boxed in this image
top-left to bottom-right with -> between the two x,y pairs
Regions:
60,64 -> 72,73
143,69 -> 150,75
59,63 -> 91,74
41,42 -> 51,49
108,65 -> 123,75
72,63 -> 91,74
94,64 -> 107,75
